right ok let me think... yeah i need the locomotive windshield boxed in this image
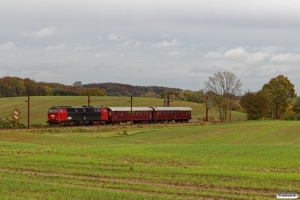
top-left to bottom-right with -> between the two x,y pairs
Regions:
49,108 -> 58,113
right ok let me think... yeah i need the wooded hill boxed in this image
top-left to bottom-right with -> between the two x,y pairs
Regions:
84,82 -> 181,96
0,76 -> 182,97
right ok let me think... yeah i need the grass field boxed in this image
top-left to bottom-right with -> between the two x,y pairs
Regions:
0,96 -> 247,126
0,120 -> 299,199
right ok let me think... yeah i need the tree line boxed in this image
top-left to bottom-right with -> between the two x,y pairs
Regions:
83,82 -> 182,97
240,75 -> 298,120
0,77 -> 106,97
0,77 -> 183,98
202,71 -> 299,121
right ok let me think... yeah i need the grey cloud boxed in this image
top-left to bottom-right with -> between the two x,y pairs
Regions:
1,0 -> 300,93
153,39 -> 182,49
0,42 -> 15,50
25,27 -> 57,38
45,44 -> 66,51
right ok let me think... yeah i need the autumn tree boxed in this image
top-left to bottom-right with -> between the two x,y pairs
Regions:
80,88 -> 107,96
292,98 -> 300,116
24,79 -> 38,95
262,75 -> 296,119
191,90 -> 206,103
44,86 -> 54,96
204,71 -> 242,122
73,81 -> 83,87
240,90 -> 272,120
9,78 -> 26,96
159,90 -> 176,98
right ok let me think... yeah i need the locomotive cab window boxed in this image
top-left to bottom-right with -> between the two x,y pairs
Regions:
49,108 -> 58,113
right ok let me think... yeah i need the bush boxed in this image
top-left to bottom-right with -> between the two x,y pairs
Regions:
284,113 -> 295,121
0,117 -> 26,128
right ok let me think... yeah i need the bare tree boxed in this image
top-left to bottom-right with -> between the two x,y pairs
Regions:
204,71 -> 242,122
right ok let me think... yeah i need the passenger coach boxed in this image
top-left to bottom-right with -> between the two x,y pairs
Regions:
152,107 -> 192,123
106,107 -> 153,124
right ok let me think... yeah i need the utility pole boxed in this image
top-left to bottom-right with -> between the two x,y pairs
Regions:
277,99 -> 280,119
27,94 -> 30,129
167,96 -> 170,107
206,96 -> 209,122
229,97 -> 232,122
130,95 -> 133,126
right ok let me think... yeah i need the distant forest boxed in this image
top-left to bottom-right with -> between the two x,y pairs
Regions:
0,77 -> 80,97
84,82 -> 181,96
0,77 -> 186,97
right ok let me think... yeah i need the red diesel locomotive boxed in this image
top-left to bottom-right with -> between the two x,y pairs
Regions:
47,106 -> 192,126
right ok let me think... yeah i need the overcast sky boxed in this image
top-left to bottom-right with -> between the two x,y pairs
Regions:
1,0 -> 300,93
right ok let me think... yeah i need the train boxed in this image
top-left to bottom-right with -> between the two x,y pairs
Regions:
47,106 -> 192,126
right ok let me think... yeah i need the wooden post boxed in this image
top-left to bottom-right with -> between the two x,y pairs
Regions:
206,96 -> 208,122
130,95 -> 133,126
277,99 -> 280,119
229,97 -> 232,122
27,94 -> 30,129
167,96 -> 170,107
88,95 -> 90,106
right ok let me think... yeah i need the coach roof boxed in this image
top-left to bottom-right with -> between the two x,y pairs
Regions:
151,107 -> 192,111
107,107 -> 153,111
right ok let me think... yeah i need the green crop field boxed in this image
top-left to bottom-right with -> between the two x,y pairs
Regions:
0,96 -> 247,126
0,120 -> 299,199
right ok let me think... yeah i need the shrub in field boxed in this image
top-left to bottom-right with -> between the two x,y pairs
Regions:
0,117 -> 26,128
231,101 -> 243,111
